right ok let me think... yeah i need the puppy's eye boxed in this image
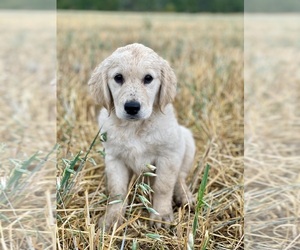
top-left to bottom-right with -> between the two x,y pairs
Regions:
144,74 -> 153,84
114,74 -> 124,84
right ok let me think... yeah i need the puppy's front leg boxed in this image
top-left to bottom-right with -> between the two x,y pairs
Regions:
150,158 -> 178,228
99,157 -> 130,231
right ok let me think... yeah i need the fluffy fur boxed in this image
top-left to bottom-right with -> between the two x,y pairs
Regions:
88,43 -> 195,230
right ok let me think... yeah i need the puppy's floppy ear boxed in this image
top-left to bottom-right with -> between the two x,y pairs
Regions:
159,59 -> 177,110
88,61 -> 113,111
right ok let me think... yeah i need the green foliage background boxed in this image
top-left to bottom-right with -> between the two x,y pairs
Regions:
57,0 -> 243,12
1,0 -> 300,12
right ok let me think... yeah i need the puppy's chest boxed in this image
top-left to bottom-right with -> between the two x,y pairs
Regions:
103,127 -> 163,171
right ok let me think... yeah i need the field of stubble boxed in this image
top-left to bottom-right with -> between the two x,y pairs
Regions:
0,11 -> 56,250
1,11 -> 298,250
56,12 -> 244,250
244,15 -> 300,249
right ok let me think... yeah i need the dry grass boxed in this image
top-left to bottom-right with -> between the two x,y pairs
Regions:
0,11 -> 56,250
1,10 -> 299,250
56,12 -> 243,249
244,14 -> 300,249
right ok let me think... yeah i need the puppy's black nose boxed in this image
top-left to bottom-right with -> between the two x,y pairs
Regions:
124,101 -> 140,115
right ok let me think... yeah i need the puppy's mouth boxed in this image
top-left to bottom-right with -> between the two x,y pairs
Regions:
125,114 -> 142,121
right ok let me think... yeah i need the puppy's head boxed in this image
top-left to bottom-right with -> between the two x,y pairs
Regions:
88,43 -> 177,121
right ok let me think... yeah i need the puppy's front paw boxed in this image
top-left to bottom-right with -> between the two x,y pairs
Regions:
98,204 -> 124,231
98,214 -> 118,232
174,190 -> 195,208
150,210 -> 174,229
150,200 -> 174,229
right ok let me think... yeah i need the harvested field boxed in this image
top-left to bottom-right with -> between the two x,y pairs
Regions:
1,10 -> 298,250
0,11 -> 56,250
244,14 -> 300,249
56,12 -> 243,249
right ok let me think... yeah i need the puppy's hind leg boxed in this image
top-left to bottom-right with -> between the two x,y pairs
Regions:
173,127 -> 195,207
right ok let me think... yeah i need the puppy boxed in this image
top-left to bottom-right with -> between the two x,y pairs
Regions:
88,43 -> 195,230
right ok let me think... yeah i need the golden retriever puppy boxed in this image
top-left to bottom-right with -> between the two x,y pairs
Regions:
89,43 -> 195,230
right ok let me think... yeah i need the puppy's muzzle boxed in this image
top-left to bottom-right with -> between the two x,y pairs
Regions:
124,101 -> 141,116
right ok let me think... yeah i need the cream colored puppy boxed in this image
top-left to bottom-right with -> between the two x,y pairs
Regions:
89,43 -> 195,230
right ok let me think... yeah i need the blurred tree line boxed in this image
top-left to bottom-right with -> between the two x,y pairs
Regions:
57,0 -> 243,12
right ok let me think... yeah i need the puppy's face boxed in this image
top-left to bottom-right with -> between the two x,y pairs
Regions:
89,43 -> 177,121
107,50 -> 161,120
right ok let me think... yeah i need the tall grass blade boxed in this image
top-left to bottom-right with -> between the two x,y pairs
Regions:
193,164 -> 210,238
59,151 -> 81,192
7,152 -> 39,189
58,129 -> 102,205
